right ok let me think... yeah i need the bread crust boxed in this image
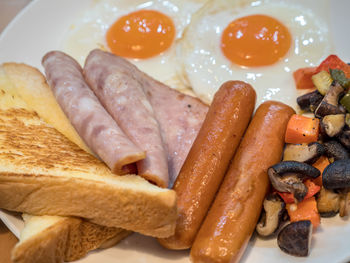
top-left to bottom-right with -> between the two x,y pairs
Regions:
0,173 -> 176,237
2,62 -> 92,155
0,79 -> 177,238
0,61 -> 177,263
1,63 -> 135,262
11,216 -> 131,263
65,220 -> 131,261
12,217 -> 73,263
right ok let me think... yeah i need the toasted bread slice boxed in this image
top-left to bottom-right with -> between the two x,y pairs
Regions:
0,66 -> 131,262
2,62 -> 92,155
11,214 -> 131,263
0,65 -> 177,237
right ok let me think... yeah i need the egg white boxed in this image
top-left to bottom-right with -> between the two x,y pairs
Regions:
61,0 -> 207,89
177,0 -> 334,107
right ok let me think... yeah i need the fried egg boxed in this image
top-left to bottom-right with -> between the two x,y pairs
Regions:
178,0 -> 333,106
61,0 -> 206,89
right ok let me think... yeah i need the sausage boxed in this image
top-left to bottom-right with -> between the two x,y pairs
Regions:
158,81 -> 256,249
42,51 -> 146,174
190,101 -> 295,263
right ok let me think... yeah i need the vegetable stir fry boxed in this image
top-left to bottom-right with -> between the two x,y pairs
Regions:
257,55 -> 350,257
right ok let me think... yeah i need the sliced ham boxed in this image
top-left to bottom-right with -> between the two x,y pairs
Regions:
142,78 -> 209,186
42,51 -> 145,174
84,50 -> 208,186
84,50 -> 169,188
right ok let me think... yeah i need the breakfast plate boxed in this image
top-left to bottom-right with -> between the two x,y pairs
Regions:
1,0 -> 350,262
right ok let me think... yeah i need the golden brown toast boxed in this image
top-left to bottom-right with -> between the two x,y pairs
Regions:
0,65 -> 132,263
2,62 -> 92,154
0,64 -> 177,238
12,214 -> 131,263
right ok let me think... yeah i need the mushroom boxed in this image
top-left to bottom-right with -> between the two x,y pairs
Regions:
346,113 -> 350,127
283,142 -> 325,164
338,129 -> 350,150
297,90 -> 323,112
316,187 -> 340,217
322,159 -> 350,190
277,220 -> 313,257
323,140 -> 350,161
268,161 -> 320,202
315,82 -> 346,118
256,193 -> 286,236
339,190 -> 350,217
321,114 -> 345,137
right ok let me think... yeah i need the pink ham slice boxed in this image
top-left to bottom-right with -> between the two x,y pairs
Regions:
142,78 -> 209,186
42,51 -> 145,174
84,50 -> 169,188
84,49 -> 208,186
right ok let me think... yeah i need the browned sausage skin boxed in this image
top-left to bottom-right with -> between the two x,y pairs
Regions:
190,101 -> 295,263
158,81 -> 256,250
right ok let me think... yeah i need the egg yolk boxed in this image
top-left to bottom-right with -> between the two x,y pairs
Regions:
106,10 -> 175,59
221,14 -> 291,67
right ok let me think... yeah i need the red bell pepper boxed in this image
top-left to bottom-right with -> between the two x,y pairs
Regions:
316,54 -> 350,78
293,55 -> 350,90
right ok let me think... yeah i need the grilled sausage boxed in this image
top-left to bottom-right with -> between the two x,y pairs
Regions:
158,81 -> 256,249
190,101 -> 295,263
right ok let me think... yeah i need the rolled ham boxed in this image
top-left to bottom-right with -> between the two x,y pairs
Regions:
142,76 -> 208,186
84,49 -> 208,186
84,50 -> 169,188
42,51 -> 145,174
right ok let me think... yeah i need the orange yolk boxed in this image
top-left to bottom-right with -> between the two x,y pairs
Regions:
106,10 -> 175,59
221,14 -> 291,67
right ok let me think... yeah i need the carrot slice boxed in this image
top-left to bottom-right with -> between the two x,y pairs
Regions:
312,156 -> 330,186
287,196 -> 320,228
293,67 -> 317,90
285,114 -> 320,144
278,180 -> 321,204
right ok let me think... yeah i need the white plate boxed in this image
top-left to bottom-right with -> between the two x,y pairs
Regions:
1,0 -> 350,262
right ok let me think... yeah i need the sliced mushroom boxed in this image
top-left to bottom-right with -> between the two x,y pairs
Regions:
339,190 -> 350,217
277,220 -> 313,257
297,90 -> 323,112
321,114 -> 345,137
283,142 -> 325,164
316,187 -> 340,217
256,193 -> 286,236
269,161 -> 321,178
323,140 -> 350,161
322,159 -> 350,190
346,113 -> 350,127
268,161 -> 320,202
271,174 -> 308,202
315,83 -> 346,118
338,129 -> 350,150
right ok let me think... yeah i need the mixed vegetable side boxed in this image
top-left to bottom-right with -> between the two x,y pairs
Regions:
256,55 -> 350,257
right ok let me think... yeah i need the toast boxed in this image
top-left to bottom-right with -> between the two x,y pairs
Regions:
2,63 -> 92,155
11,214 -> 131,263
0,64 -> 177,238
0,65 -> 132,262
